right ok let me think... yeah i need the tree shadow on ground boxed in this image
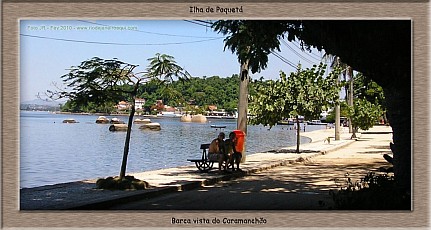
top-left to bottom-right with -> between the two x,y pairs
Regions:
123,157 -> 394,210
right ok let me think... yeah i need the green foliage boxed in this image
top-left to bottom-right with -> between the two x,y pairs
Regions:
61,100 -> 116,114
347,98 -> 382,131
138,75 -> 240,112
249,63 -> 341,153
325,101 -> 349,123
212,20 -> 288,74
54,54 -> 191,180
249,63 -> 341,128
60,74 -> 241,114
353,72 -> 386,109
331,172 -> 410,210
55,57 -> 138,105
146,53 -> 191,83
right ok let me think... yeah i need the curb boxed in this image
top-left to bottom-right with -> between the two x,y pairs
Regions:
68,138 -> 356,210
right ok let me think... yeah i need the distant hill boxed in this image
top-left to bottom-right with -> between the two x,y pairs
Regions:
21,99 -> 64,106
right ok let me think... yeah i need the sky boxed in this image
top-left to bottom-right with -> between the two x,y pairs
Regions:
20,20 -> 326,103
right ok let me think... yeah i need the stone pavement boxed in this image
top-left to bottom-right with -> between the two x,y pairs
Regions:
20,125 -> 392,210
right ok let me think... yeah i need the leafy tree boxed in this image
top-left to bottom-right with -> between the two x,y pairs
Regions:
49,54 -> 190,182
323,54 -> 355,134
353,72 -> 386,120
348,98 -> 383,138
249,63 -> 341,153
212,20 -> 288,134
137,74 -> 240,114
282,20 -> 411,194
325,101 -> 349,123
209,19 -> 410,196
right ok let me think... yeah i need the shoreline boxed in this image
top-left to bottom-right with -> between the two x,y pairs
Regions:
19,125 -> 394,210
20,127 -> 337,190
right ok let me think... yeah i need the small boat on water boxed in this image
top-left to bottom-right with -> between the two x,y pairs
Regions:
277,120 -> 294,125
210,125 -> 227,129
277,118 -> 296,125
158,112 -> 182,117
206,111 -> 236,119
307,120 -> 328,125
62,118 -> 78,123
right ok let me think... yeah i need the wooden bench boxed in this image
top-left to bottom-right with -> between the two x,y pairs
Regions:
187,144 -> 228,172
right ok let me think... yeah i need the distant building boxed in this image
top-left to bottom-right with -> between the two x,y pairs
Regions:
208,105 -> 217,111
135,98 -> 146,110
117,101 -> 130,110
164,105 -> 176,112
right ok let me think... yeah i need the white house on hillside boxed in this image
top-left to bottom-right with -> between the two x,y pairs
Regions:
135,98 -> 146,110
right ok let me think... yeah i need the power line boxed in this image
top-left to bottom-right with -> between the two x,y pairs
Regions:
20,33 -> 223,46
291,40 -> 324,60
281,39 -> 319,64
271,51 -> 297,69
78,20 -> 221,39
183,20 -> 213,28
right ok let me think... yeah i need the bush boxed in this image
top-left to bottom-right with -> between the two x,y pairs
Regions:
96,175 -> 149,190
330,172 -> 410,210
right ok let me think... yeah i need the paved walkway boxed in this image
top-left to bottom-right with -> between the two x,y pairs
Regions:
20,125 -> 392,210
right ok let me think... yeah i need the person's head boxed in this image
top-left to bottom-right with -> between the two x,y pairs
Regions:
218,132 -> 225,140
229,132 -> 236,140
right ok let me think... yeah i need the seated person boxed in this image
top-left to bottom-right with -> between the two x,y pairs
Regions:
209,132 -> 227,171
225,132 -> 242,171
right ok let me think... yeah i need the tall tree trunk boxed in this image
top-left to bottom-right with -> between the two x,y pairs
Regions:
237,57 -> 250,163
237,59 -> 250,134
119,102 -> 135,179
384,87 -> 411,196
351,127 -> 357,139
296,115 -> 300,153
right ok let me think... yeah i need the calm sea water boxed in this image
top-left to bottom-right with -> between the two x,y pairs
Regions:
20,111 -> 323,188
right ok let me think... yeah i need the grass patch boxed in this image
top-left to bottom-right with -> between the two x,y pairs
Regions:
96,175 -> 149,190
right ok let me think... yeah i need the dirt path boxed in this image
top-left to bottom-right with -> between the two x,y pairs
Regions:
110,131 -> 392,210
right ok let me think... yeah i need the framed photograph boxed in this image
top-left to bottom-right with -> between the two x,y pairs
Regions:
2,0 -> 428,229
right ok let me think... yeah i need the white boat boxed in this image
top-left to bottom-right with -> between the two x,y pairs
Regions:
307,120 -> 327,125
277,118 -> 295,125
205,111 -> 236,119
277,120 -> 294,125
158,111 -> 182,117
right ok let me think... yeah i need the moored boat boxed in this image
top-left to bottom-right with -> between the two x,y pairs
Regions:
307,120 -> 327,125
277,118 -> 295,125
210,124 -> 227,129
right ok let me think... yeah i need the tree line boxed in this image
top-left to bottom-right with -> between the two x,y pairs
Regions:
60,74 -> 243,114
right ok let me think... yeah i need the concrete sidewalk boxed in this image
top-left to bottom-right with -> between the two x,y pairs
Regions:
20,126 -> 392,210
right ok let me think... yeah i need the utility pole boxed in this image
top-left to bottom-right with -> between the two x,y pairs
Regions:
334,57 -> 341,140
335,104 -> 340,140
348,66 -> 354,133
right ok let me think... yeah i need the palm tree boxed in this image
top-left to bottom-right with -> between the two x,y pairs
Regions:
147,53 -> 191,83
118,53 -> 191,179
323,54 -> 355,136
